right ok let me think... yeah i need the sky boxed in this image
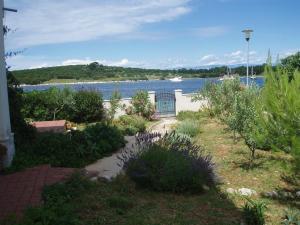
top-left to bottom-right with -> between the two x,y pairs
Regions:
4,0 -> 300,70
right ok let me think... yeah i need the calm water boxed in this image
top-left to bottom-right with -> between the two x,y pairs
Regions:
22,77 -> 264,100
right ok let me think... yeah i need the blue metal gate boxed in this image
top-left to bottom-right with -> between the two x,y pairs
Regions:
155,91 -> 176,117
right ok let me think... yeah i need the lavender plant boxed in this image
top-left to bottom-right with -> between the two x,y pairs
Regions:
120,131 -> 216,193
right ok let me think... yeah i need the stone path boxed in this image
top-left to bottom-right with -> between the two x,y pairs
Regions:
85,117 -> 178,181
0,165 -> 74,220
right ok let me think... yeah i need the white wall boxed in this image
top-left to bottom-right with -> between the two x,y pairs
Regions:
103,90 -> 207,118
175,89 -> 207,115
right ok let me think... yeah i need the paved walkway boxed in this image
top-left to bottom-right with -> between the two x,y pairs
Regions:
0,165 -> 74,220
85,118 -> 178,181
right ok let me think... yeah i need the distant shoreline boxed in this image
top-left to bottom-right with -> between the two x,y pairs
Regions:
19,75 -> 264,87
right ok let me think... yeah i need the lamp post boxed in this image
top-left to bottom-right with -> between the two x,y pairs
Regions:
0,0 -> 17,168
242,29 -> 253,87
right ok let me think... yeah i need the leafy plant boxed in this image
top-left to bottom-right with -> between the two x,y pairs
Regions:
7,123 -> 125,171
258,62 -> 300,171
176,111 -> 203,121
131,91 -> 155,120
242,197 -> 267,225
72,90 -> 104,123
281,209 -> 300,225
116,115 -> 146,135
176,119 -> 200,137
107,90 -> 122,121
124,132 -> 216,193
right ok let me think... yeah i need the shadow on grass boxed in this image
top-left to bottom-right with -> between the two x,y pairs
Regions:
1,174 -> 243,225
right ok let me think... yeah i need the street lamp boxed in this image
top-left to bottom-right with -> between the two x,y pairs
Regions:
0,0 -> 17,168
242,29 -> 253,87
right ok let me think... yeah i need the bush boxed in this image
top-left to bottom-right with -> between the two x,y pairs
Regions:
177,111 -> 203,121
22,88 -> 105,123
131,91 -> 155,119
18,174 -> 94,225
124,132 -> 216,193
242,198 -> 267,225
71,90 -> 104,123
8,123 -> 125,170
281,209 -> 300,225
176,119 -> 200,137
116,115 -> 146,135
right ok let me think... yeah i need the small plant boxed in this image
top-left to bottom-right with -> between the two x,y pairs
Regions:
131,91 -> 155,119
107,90 -> 122,121
117,115 -> 146,135
123,131 -> 216,193
242,197 -> 267,225
176,111 -> 203,121
281,209 -> 300,225
176,119 -> 200,137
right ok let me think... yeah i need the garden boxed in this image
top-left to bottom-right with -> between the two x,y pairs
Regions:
1,53 -> 300,225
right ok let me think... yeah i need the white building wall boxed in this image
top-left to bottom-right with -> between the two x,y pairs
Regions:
104,90 -> 207,118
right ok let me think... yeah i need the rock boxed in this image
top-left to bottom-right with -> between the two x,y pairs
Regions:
296,191 -> 300,198
238,188 -> 257,196
202,185 -> 210,191
271,191 -> 279,198
226,188 -> 236,194
90,176 -> 98,182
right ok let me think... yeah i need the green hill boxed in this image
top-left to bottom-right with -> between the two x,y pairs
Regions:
12,62 -> 265,85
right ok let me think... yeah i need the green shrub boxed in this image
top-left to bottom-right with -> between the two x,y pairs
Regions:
176,119 -> 200,137
22,88 -> 105,123
124,132 -> 216,193
118,115 -> 146,135
281,209 -> 300,225
19,174 -> 94,225
71,90 -> 104,123
243,198 -> 267,225
131,91 -> 155,119
176,111 -> 203,121
8,123 -> 125,170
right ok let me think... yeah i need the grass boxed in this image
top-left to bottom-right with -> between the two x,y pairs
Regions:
3,113 -> 299,225
195,114 -> 299,224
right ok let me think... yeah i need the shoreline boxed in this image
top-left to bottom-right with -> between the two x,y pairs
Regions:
19,75 -> 264,87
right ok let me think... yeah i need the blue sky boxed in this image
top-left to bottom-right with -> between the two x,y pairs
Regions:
4,0 -> 300,70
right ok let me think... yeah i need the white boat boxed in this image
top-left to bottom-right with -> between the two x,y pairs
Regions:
219,75 -> 235,81
169,77 -> 182,82
219,67 -> 237,81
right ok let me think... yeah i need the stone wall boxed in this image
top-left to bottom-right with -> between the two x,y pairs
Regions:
103,90 -> 207,118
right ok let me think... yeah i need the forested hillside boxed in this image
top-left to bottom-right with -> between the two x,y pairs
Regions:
12,62 -> 265,85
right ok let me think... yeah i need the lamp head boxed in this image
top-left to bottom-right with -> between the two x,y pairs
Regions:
242,29 -> 253,42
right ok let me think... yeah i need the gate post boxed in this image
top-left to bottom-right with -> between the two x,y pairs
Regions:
174,89 -> 183,116
148,91 -> 155,105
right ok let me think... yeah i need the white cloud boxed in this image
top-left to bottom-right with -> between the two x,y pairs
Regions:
199,50 -> 263,66
193,26 -> 228,38
4,0 -> 191,49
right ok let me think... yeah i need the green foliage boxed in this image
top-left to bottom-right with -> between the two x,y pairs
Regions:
17,174 -> 94,225
194,78 -> 241,119
131,91 -> 155,119
22,87 -> 104,123
176,119 -> 200,137
116,115 -> 146,135
125,132 -> 216,193
242,198 -> 267,225
281,209 -> 300,225
72,90 -> 104,123
7,71 -> 37,150
281,52 -> 300,77
176,111 -> 203,121
12,64 -> 266,85
8,123 -> 125,170
107,90 -> 122,121
258,65 -> 300,171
